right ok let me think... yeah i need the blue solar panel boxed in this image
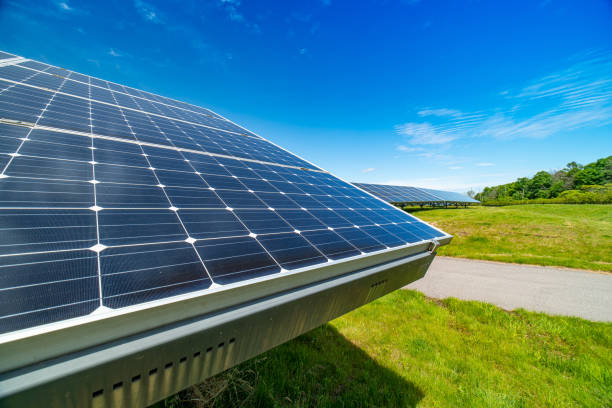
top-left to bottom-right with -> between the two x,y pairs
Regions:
353,182 -> 478,204
0,53 -> 448,335
0,51 -> 17,60
417,187 -> 480,203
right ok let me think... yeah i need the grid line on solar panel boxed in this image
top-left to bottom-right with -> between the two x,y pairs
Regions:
10,61 -> 252,136
0,54 -> 448,334
0,121 -> 321,177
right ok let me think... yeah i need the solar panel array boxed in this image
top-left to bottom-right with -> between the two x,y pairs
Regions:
0,52 -> 448,335
353,183 -> 479,204
417,187 -> 480,203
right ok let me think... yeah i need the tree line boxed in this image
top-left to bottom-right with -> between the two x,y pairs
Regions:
473,155 -> 612,204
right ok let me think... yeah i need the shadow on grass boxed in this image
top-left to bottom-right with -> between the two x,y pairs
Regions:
169,324 -> 424,407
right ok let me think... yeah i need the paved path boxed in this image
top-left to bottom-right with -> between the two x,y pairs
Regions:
405,257 -> 612,322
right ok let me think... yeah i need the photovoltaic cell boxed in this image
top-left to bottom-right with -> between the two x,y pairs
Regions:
0,52 -> 448,335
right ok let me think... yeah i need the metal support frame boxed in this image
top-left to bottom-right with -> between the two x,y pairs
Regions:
0,249 -> 437,408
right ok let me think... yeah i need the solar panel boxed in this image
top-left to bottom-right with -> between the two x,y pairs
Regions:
0,52 -> 450,338
353,182 -> 479,204
0,52 -> 17,60
417,187 -> 480,203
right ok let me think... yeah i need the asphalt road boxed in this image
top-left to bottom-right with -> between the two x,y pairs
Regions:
405,256 -> 612,322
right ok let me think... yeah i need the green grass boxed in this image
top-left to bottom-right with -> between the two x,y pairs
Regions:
407,204 -> 612,272
165,291 -> 612,407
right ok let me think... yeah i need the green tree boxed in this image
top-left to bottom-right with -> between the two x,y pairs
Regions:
474,155 -> 611,203
575,167 -> 603,187
514,177 -> 529,200
549,180 -> 565,198
526,171 -> 553,199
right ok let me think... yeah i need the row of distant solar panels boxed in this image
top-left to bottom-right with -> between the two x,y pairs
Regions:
353,183 -> 479,204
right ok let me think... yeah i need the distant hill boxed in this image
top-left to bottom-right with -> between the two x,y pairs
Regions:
475,155 -> 612,204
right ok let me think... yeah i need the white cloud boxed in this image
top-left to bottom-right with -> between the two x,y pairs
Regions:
361,167 -> 375,173
476,162 -> 494,167
134,0 -> 162,23
448,166 -> 463,170
50,0 -> 88,15
108,48 -> 121,57
396,51 -> 612,147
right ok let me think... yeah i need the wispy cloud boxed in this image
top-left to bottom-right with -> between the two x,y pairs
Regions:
108,48 -> 121,57
48,0 -> 88,15
361,167 -> 376,173
218,0 -> 260,33
134,0 -> 162,23
448,166 -> 463,170
476,162 -> 494,167
395,122 -> 458,145
396,51 -> 612,147
417,108 -> 464,118
383,172 -> 517,193
396,145 -> 423,152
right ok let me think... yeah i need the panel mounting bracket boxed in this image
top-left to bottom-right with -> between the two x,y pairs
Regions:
427,239 -> 440,253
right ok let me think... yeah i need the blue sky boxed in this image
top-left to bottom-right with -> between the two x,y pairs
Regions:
1,0 -> 611,192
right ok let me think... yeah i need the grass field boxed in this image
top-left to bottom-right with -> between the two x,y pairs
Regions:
408,204 -> 612,272
165,290 -> 612,407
